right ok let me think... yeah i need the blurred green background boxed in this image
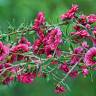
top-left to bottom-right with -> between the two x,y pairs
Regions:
0,0 -> 96,96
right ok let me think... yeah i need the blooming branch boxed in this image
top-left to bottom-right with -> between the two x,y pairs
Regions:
0,4 -> 96,95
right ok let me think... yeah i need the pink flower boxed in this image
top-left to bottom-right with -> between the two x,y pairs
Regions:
85,24 -> 91,29
78,14 -> 96,24
60,62 -> 69,73
32,12 -> 45,30
87,14 -> 96,24
60,5 -> 78,20
55,85 -> 65,94
82,67 -> 89,77
73,47 -> 83,54
11,44 -> 29,53
17,72 -> 36,84
32,12 -> 45,39
84,47 -> 96,66
0,42 -> 9,61
71,30 -> 89,37
69,70 -> 78,78
19,37 -> 31,46
10,44 -> 29,62
43,28 -> 62,50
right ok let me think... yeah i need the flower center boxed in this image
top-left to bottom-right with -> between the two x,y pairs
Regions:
92,55 -> 96,61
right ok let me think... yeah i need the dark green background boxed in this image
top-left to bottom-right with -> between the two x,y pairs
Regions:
0,0 -> 96,96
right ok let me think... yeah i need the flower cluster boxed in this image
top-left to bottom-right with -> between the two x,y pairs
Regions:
32,13 -> 62,57
0,37 -> 36,85
0,4 -> 96,95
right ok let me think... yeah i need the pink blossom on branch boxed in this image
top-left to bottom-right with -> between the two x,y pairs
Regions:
60,62 -> 69,73
87,14 -> 96,24
10,44 -> 29,62
55,85 -> 65,94
32,12 -> 45,31
71,30 -> 89,38
17,72 -> 36,84
81,66 -> 89,77
11,44 -> 29,53
32,12 -> 45,39
60,5 -> 78,20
